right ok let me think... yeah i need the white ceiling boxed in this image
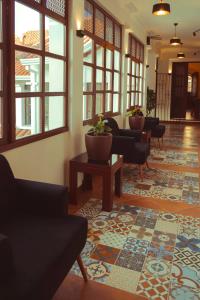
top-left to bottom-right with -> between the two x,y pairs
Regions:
119,0 -> 200,50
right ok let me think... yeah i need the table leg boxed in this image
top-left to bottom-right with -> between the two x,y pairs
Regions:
102,172 -> 113,212
115,168 -> 122,197
82,173 -> 93,191
69,165 -> 78,204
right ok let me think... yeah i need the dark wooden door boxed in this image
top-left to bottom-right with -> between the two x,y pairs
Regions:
171,62 -> 188,119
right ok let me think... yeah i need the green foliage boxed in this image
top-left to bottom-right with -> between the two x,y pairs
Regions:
126,105 -> 144,117
146,87 -> 156,116
88,114 -> 111,136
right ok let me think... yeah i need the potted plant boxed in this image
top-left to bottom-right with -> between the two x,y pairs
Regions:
85,114 -> 112,162
146,87 -> 156,116
127,105 -> 145,130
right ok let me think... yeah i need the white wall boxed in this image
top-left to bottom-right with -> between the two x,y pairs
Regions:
2,0 -> 155,185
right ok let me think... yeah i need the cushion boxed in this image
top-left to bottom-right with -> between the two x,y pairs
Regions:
0,215 -> 87,300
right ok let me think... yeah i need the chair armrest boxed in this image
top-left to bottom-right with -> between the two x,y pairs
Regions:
16,179 -> 69,217
119,129 -> 142,141
0,234 -> 15,283
112,136 -> 136,156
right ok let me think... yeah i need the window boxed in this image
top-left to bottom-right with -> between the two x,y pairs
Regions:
0,0 -> 68,149
83,0 -> 122,123
127,34 -> 144,110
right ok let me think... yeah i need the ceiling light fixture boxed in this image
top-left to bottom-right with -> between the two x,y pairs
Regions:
170,23 -> 181,46
152,0 -> 170,16
177,43 -> 185,59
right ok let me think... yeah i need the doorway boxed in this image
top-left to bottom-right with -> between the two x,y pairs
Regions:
170,62 -> 200,120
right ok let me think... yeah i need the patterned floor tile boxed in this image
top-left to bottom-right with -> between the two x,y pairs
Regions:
148,242 -> 174,261
176,235 -> 200,252
106,219 -> 134,235
135,215 -> 157,229
149,149 -> 199,168
115,250 -> 146,272
137,271 -> 170,300
123,237 -> 150,255
159,212 -> 178,223
122,167 -> 200,206
87,228 -> 102,244
143,257 -> 172,278
169,283 -> 200,300
155,220 -> 179,234
91,244 -> 120,264
171,264 -> 200,289
128,225 -> 154,242
173,247 -> 200,271
106,265 -> 141,293
99,231 -> 127,249
84,257 -> 112,283
152,230 -> 176,247
178,224 -> 200,238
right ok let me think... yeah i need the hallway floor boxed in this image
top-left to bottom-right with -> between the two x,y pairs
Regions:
53,123 -> 200,300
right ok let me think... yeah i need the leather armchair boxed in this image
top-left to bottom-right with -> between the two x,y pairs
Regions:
0,155 -> 88,300
144,117 -> 166,147
104,118 -> 150,178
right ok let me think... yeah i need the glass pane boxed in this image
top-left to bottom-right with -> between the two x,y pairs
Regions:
114,72 -> 119,92
114,50 -> 120,71
127,75 -> 131,91
96,94 -> 103,115
83,94 -> 92,120
45,96 -> 65,131
136,78 -> 139,91
139,79 -> 143,92
15,51 -> 41,92
113,94 -> 119,113
106,17 -> 113,44
131,93 -> 135,106
105,93 -> 112,112
127,58 -> 130,74
139,93 -> 142,105
0,97 -> 2,138
96,69 -> 103,90
132,61 -> 135,75
132,76 -> 135,90
45,16 -> 65,56
140,63 -> 143,77
126,93 -> 130,109
136,63 -> 139,76
83,65 -> 93,92
15,97 -> 41,139
84,36 -> 93,63
105,71 -> 112,90
0,1 -> 2,42
84,0 -> 93,33
46,0 -> 65,17
15,2 -> 41,50
0,49 -> 2,91
96,45 -> 104,67
106,49 -> 112,69
45,57 -> 64,92
95,9 -> 104,39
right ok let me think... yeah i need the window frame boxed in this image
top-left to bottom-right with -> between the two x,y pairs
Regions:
83,0 -> 122,125
0,0 -> 68,152
127,33 -> 144,111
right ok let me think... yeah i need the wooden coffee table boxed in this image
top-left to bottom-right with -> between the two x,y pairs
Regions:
69,153 -> 123,212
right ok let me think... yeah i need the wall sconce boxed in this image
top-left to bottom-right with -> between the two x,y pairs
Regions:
193,29 -> 200,36
125,54 -> 130,58
76,29 -> 85,38
146,65 -> 150,68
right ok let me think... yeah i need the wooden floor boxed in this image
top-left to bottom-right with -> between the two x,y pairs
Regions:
53,123 -> 200,300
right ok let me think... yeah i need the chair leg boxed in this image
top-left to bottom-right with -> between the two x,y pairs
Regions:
146,160 -> 150,169
77,255 -> 88,282
158,138 -> 161,149
139,165 -> 144,181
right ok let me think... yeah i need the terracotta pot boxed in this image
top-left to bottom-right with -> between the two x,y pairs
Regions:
129,115 -> 145,130
85,133 -> 112,162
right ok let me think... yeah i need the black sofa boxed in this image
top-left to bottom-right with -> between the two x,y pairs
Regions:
144,117 -> 166,147
0,155 -> 88,300
105,118 -> 150,179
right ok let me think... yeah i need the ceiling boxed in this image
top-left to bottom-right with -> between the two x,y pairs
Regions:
119,0 -> 200,50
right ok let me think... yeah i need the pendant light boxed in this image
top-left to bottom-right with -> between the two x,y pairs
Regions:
170,23 -> 181,46
152,0 -> 170,16
177,43 -> 185,59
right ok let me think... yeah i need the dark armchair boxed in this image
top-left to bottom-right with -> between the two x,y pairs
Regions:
0,155 -> 88,300
105,118 -> 150,179
144,117 -> 166,147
